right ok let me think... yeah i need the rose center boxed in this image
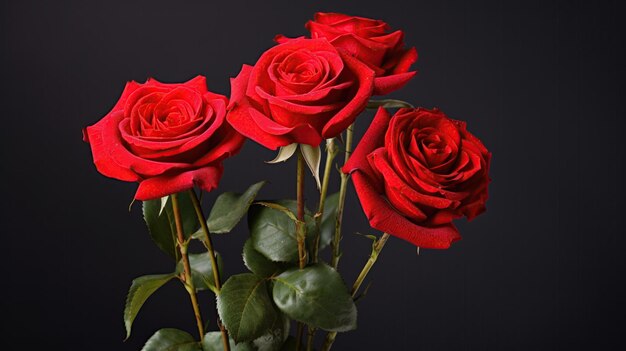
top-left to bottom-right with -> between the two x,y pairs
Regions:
409,129 -> 454,168
277,50 -> 326,85
130,87 -> 204,138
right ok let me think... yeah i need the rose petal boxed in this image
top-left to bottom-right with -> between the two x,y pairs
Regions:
84,118 -> 141,182
249,108 -> 322,146
274,34 -> 305,44
111,81 -> 142,112
368,148 -> 458,210
350,171 -> 461,248
228,65 -> 254,110
120,99 -> 226,161
329,33 -> 388,67
192,126 -> 246,166
321,51 -> 375,138
255,86 -> 346,115
134,165 -> 223,201
369,30 -> 404,51
227,97 -> 291,150
246,38 -> 339,102
383,180 -> 429,221
343,107 -> 390,175
373,71 -> 417,96
146,75 -> 208,94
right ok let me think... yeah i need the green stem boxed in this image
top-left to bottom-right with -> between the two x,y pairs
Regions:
296,149 -> 307,269
306,140 -> 338,348
188,189 -> 230,351
350,233 -> 390,298
322,233 -> 391,351
330,124 -> 355,269
295,148 -> 308,351
295,323 -> 305,351
306,326 -> 316,351
313,139 -> 338,263
171,193 -> 205,342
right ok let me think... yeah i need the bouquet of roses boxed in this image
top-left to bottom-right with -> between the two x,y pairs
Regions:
83,12 -> 491,351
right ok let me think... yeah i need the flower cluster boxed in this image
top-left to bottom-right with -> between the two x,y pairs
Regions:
83,12 -> 491,351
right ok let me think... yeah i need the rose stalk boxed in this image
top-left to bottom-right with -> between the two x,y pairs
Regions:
322,233 -> 390,351
294,149 -> 308,351
188,189 -> 230,351
311,138 -> 338,263
330,122 -> 354,269
171,193 -> 205,340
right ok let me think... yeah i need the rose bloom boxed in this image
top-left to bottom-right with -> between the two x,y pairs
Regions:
84,76 -> 244,200
344,107 -> 491,248
276,12 -> 418,96
227,38 -> 375,149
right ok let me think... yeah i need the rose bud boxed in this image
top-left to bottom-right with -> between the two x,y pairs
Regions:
343,107 -> 491,249
227,38 -> 375,149
276,12 -> 418,96
83,76 -> 245,200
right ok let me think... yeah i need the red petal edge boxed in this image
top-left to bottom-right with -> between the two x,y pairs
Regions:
134,165 -> 224,201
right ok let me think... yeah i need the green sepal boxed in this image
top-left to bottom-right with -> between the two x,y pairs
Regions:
266,144 -> 298,164
300,144 -> 321,190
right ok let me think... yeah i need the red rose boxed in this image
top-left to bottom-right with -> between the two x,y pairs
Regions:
343,107 -> 491,248
227,38 -> 375,149
276,12 -> 418,96
83,76 -> 244,200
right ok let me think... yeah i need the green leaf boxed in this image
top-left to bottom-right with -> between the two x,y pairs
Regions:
249,201 -> 318,263
142,328 -> 202,351
272,264 -> 356,332
266,143 -> 298,164
143,199 -> 178,260
176,252 -> 224,292
318,192 -> 339,251
192,181 -> 266,236
125,274 -> 177,339
202,332 -> 254,351
366,99 -> 414,109
143,192 -> 200,260
217,273 -> 278,342
243,239 -> 285,277
252,313 -> 290,351
300,144 -> 321,190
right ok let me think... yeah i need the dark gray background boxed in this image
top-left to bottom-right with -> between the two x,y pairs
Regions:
2,0 -> 625,350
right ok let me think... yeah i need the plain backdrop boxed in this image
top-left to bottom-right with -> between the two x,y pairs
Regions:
2,0 -> 625,350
